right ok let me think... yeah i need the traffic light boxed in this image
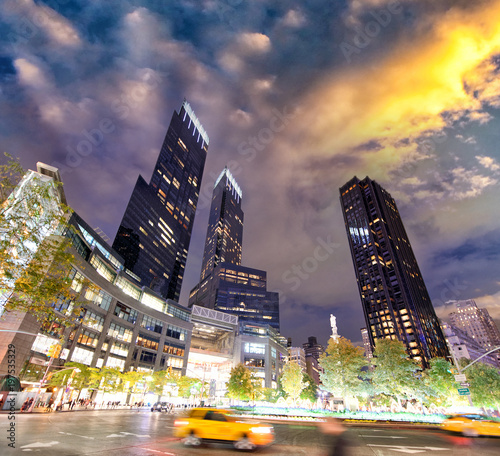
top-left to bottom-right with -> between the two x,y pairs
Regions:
47,344 -> 62,358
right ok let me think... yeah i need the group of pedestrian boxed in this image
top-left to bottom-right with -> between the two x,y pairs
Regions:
20,397 -> 34,412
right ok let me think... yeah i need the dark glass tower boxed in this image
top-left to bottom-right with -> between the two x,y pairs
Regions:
190,262 -> 280,331
189,169 -> 279,330
113,101 -> 209,300
200,167 -> 244,281
339,176 -> 448,367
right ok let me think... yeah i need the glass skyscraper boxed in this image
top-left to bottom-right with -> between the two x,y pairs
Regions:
340,176 -> 448,367
189,168 -> 279,330
113,101 -> 209,300
200,167 -> 244,281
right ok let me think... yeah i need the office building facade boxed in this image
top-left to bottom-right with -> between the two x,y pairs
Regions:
113,101 -> 209,300
302,336 -> 323,385
361,327 -> 373,359
442,321 -> 500,369
340,176 -> 448,367
448,299 -> 500,350
189,168 -> 280,330
200,167 -> 243,281
189,263 -> 280,331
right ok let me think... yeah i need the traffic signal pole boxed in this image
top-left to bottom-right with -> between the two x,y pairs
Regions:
27,356 -> 54,413
446,339 -> 474,407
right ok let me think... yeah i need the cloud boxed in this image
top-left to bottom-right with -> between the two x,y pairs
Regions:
476,155 -> 500,172
218,32 -> 271,73
475,291 -> 500,320
2,0 -> 81,47
281,9 -> 307,28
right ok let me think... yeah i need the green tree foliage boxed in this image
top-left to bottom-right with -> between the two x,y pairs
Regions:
147,369 -> 176,396
319,336 -> 368,399
261,387 -> 279,403
423,357 -> 461,407
371,339 -> 420,407
300,372 -> 318,403
176,376 -> 202,399
121,370 -> 147,395
226,363 -> 255,401
460,359 -> 500,409
281,361 -> 306,404
97,367 -> 123,393
0,153 -> 82,326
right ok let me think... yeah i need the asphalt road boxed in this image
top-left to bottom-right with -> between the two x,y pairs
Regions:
2,409 -> 499,455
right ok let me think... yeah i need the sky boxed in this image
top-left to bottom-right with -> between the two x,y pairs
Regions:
2,0 -> 500,348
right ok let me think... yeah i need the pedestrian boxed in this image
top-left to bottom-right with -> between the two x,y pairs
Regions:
21,399 -> 30,412
319,417 -> 349,456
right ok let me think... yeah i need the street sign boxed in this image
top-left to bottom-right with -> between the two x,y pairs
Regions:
454,374 -> 466,382
460,382 -> 470,387
458,387 -> 470,396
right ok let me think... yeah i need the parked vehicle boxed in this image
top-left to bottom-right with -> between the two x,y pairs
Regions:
150,402 -> 170,412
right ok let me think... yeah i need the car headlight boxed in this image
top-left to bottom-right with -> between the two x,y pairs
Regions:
174,420 -> 189,427
250,426 -> 273,434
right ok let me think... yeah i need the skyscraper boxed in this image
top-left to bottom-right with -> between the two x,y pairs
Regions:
200,167 -> 243,281
189,168 -> 279,330
448,299 -> 500,350
340,176 -> 448,367
113,101 -> 208,300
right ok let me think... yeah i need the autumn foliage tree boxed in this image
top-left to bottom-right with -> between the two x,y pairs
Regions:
0,154 -> 82,326
280,361 -> 306,405
226,363 -> 256,402
319,336 -> 368,400
371,338 -> 420,409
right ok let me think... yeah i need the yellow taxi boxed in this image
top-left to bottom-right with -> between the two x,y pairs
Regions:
174,408 -> 274,450
442,414 -> 500,437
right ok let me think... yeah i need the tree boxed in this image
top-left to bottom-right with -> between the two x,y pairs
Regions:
176,376 -> 202,399
281,361 -> 306,405
0,154 -> 82,325
121,370 -> 147,396
460,359 -> 500,409
226,363 -> 255,402
371,339 -> 420,409
300,372 -> 318,403
147,369 -> 176,397
96,367 -> 123,394
423,357 -> 462,407
319,336 -> 368,399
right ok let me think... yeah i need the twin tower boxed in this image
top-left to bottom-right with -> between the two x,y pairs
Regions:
112,101 -> 279,330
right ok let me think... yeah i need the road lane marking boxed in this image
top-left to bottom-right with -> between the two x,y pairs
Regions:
142,449 -> 175,455
59,431 -> 95,440
20,441 -> 60,451
367,444 -> 450,454
360,435 -> 407,438
107,431 -> 150,438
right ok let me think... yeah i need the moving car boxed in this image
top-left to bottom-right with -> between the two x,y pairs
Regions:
442,413 -> 500,437
174,408 -> 274,450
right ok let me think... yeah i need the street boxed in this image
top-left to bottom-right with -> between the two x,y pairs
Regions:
2,410 -> 500,455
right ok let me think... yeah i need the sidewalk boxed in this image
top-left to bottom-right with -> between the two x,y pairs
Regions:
0,405 -> 149,414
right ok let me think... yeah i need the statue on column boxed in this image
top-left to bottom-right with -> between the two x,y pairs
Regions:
330,314 -> 339,341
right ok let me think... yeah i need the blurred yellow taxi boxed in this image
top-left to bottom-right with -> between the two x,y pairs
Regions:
442,413 -> 500,437
174,408 -> 274,450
